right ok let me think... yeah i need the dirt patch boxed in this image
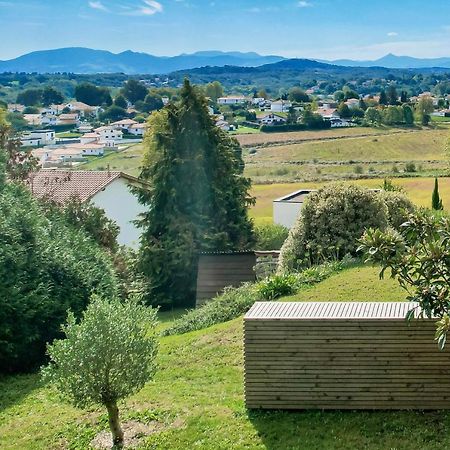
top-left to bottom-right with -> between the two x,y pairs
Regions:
91,420 -> 164,449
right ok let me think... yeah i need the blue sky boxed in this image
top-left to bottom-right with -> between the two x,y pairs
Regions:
1,0 -> 450,60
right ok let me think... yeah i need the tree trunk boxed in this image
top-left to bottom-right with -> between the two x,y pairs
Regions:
105,400 -> 124,447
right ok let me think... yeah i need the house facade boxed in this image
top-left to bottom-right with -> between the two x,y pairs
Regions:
28,170 -> 148,248
273,189 -> 317,228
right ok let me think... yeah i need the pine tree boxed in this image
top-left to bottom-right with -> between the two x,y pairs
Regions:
432,178 -> 444,210
136,79 -> 255,308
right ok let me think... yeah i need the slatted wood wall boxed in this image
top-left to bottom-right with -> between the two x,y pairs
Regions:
196,253 -> 256,307
244,301 -> 450,410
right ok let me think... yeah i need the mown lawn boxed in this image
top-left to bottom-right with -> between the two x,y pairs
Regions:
2,266 -> 450,449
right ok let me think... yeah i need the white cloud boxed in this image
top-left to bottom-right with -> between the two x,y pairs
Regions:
88,1 -> 108,11
122,0 -> 163,16
297,1 -> 312,7
387,31 -> 398,37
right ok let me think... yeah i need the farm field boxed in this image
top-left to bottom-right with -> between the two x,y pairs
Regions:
244,127 -> 449,183
2,265 -> 450,450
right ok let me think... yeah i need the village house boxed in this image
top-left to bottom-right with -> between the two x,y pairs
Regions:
21,129 -> 56,147
94,125 -> 123,145
344,98 -> 360,109
27,170 -> 149,247
316,107 -> 340,120
129,123 -> 146,136
57,113 -> 80,126
65,101 -> 99,117
270,100 -> 292,113
258,113 -> 287,126
23,114 -> 43,127
217,96 -> 247,105
111,119 -> 146,136
7,103 -> 25,113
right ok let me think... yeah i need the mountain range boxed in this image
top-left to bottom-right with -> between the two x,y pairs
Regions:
0,48 -> 450,74
0,47 -> 285,74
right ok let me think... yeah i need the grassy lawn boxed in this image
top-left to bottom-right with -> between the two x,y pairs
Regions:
230,126 -> 260,135
81,143 -> 144,176
3,265 -> 450,449
55,132 -> 82,138
250,177 -> 450,223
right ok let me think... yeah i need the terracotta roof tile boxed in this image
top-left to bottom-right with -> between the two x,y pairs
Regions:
27,170 -> 124,203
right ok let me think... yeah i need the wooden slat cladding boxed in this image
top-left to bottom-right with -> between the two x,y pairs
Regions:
244,302 -> 450,410
195,253 -> 256,307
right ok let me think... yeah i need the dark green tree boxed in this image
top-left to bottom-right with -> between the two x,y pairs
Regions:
42,86 -> 64,106
17,88 -> 43,106
121,79 -> 148,104
137,79 -> 255,308
114,94 -> 128,109
400,90 -> 409,103
141,93 -> 164,113
403,104 -> 414,125
379,89 -> 388,106
100,105 -> 128,122
387,85 -> 398,105
432,178 -> 444,210
288,87 -> 310,103
75,83 -> 111,106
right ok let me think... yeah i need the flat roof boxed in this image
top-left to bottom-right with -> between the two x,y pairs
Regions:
245,302 -> 423,320
274,189 -> 317,203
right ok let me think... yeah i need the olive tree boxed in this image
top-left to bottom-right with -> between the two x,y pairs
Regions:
42,296 -> 158,447
359,211 -> 450,349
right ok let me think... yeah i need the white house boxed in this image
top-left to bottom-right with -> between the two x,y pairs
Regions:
80,132 -> 101,145
217,96 -> 247,105
329,118 -> 354,128
28,170 -> 148,248
111,119 -> 139,133
129,123 -> 146,136
258,113 -> 287,126
65,101 -> 99,117
270,100 -> 292,113
94,125 -> 123,145
21,129 -> 56,147
273,190 -> 317,229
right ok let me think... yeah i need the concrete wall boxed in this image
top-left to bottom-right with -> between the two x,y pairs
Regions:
273,201 -> 303,229
91,177 -> 146,248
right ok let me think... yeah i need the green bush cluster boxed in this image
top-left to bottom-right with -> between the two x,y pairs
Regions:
0,183 -> 118,372
278,184 -> 389,273
254,223 -> 289,250
163,261 -> 348,336
278,185 -> 416,273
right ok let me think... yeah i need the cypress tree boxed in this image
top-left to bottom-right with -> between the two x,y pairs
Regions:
136,79 -> 255,308
379,89 -> 388,106
432,178 -> 443,210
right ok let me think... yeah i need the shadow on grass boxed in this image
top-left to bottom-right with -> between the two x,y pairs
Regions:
248,409 -> 450,450
0,372 -> 40,413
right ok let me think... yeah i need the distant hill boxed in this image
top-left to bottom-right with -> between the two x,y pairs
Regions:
0,47 -> 285,74
327,53 -> 450,69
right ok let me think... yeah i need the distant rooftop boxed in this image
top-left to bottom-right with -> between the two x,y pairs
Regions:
274,189 -> 317,203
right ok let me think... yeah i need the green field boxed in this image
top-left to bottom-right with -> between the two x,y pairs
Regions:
3,265 -> 450,450
244,127 -> 450,183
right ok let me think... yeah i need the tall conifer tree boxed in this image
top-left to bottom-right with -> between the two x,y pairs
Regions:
136,79 -> 254,307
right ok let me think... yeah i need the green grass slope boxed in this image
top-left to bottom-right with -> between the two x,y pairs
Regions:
2,266 -> 449,449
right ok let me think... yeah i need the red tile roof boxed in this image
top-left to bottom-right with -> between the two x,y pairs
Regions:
27,170 -> 144,204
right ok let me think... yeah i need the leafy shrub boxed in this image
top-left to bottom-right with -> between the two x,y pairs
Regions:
164,261 -> 349,336
378,190 -> 416,228
354,165 -> 364,174
278,183 -> 388,272
258,274 -> 297,300
255,223 -> 289,250
405,162 -> 416,173
0,183 -> 118,372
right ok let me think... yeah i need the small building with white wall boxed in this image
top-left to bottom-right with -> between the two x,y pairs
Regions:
28,170 -> 148,248
273,189 -> 316,229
